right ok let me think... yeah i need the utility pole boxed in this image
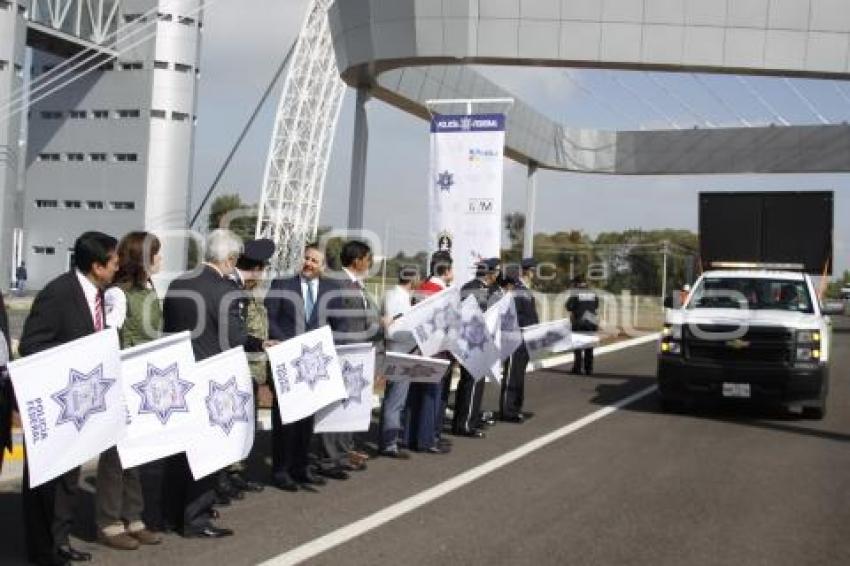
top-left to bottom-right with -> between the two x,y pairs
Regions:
661,241 -> 669,306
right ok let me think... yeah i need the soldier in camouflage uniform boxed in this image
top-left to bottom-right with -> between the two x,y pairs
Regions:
223,238 -> 277,495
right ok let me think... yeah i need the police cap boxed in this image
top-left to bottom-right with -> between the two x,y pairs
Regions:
240,238 -> 275,266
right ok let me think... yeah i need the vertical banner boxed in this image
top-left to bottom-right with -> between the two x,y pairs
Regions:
429,113 -> 506,284
9,329 -> 125,488
117,332 -> 201,469
187,347 -> 255,480
313,343 -> 376,434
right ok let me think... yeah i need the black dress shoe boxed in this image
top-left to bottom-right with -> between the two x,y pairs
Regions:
183,525 -> 234,539
293,470 -> 327,486
317,467 -> 349,480
56,546 -> 92,562
229,474 -> 264,492
272,473 -> 299,492
499,413 -> 524,423
454,428 -> 486,438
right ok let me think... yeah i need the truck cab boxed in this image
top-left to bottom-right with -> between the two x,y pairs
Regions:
657,268 -> 839,418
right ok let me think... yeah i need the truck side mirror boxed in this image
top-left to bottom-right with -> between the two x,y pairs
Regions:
821,300 -> 845,316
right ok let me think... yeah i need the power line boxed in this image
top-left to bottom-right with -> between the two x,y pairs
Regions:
691,74 -> 752,127
189,40 -> 297,228
609,72 -> 680,129
783,78 -> 829,125
646,72 -> 715,127
735,76 -> 790,126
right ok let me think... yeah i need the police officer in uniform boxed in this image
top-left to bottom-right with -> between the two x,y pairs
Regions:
566,277 -> 600,375
452,258 -> 501,438
499,258 -> 540,422
224,238 -> 277,494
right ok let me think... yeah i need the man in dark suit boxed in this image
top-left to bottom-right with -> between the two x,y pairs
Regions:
265,243 -> 339,489
19,231 -> 119,566
452,258 -> 501,438
499,258 -> 540,423
318,240 -> 382,473
161,229 -> 266,539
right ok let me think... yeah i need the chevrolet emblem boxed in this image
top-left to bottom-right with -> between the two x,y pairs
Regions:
726,339 -> 750,349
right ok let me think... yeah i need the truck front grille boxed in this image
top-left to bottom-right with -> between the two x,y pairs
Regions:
684,325 -> 793,366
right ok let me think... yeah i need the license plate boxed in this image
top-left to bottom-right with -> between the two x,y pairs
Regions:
722,383 -> 751,398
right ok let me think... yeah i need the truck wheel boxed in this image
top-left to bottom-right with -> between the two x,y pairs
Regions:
659,395 -> 686,414
802,405 -> 826,420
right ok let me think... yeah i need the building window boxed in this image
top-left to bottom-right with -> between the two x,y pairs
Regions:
158,12 -> 173,21
35,200 -> 58,208
154,60 -> 169,70
64,200 -> 82,209
114,153 -> 138,162
178,16 -> 195,26
121,62 -> 143,71
40,111 -> 62,119
14,63 -> 22,78
89,153 -> 107,162
33,246 -> 56,255
116,109 -> 140,118
37,153 -> 60,162
174,63 -> 192,73
0,1 -> 11,10
0,60 -> 7,71
172,111 -> 189,121
150,109 -> 167,119
92,110 -> 109,119
110,201 -> 136,211
87,200 -> 104,210
69,110 -> 87,119
100,62 -> 114,71
66,153 -> 84,162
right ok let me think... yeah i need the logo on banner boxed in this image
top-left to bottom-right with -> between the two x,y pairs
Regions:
340,361 -> 369,408
467,198 -> 495,214
469,148 -> 499,162
132,363 -> 194,425
460,316 -> 489,354
438,231 -> 453,252
501,310 -> 519,333
205,377 -> 252,435
51,364 -> 116,431
292,343 -> 333,391
435,171 -> 455,193
275,364 -> 291,394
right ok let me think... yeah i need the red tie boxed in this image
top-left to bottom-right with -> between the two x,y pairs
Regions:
94,292 -> 104,331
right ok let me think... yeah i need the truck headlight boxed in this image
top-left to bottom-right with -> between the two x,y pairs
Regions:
662,324 -> 682,340
797,330 -> 821,344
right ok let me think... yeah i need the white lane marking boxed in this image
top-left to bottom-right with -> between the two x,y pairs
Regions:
260,384 -> 658,566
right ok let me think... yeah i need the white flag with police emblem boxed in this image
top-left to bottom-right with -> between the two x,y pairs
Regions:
522,319 -> 573,359
9,329 -> 125,488
484,293 -> 523,382
117,332 -> 202,469
449,296 -> 502,381
396,286 -> 461,357
314,343 -> 375,434
186,347 -> 255,480
382,351 -> 449,383
266,325 -> 346,424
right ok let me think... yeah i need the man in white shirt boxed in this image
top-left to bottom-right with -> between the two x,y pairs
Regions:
378,265 -> 420,458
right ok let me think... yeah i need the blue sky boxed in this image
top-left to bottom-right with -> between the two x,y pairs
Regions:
192,0 -> 850,274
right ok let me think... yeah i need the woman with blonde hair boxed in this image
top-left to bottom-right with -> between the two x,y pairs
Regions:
95,231 -> 164,550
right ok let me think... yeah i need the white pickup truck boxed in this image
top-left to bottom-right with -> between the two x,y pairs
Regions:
657,269 -> 844,419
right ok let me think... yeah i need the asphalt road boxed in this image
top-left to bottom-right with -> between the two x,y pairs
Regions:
3,321 -> 850,565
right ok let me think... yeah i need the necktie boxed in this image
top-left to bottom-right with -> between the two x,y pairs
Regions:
305,280 -> 315,321
94,291 -> 104,331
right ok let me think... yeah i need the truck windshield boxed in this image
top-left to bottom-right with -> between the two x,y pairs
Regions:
688,277 -> 814,313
